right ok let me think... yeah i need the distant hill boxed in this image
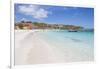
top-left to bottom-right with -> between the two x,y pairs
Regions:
15,21 -> 84,30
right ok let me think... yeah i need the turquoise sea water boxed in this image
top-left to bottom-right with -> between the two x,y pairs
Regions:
37,30 -> 94,61
38,31 -> 94,48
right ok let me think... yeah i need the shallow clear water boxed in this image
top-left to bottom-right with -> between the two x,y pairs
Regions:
37,30 -> 94,61
38,31 -> 94,48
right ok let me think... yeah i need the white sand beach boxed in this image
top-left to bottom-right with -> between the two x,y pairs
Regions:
15,30 -> 94,65
15,30 -> 61,65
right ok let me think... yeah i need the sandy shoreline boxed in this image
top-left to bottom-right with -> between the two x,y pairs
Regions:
15,30 -> 61,65
15,30 -> 93,65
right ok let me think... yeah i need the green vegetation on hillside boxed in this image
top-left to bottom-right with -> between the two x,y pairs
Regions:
15,21 -> 84,30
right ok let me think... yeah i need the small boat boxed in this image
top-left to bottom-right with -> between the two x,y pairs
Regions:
68,30 -> 78,32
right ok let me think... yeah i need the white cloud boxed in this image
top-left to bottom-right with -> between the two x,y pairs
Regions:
20,18 -> 28,21
33,8 -> 49,20
18,5 -> 50,20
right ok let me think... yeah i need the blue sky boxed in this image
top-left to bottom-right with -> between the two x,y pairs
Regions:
15,4 -> 94,29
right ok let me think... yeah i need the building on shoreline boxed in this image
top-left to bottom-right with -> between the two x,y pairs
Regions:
15,21 -> 84,31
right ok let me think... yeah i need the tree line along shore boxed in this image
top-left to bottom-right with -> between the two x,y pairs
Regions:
15,21 -> 84,31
